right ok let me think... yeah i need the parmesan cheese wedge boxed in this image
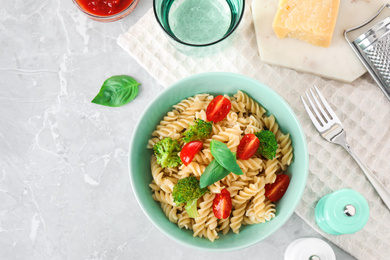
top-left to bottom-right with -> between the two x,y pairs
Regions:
272,0 -> 341,47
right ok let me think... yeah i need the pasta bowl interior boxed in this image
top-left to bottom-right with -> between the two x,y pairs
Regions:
129,72 -> 308,251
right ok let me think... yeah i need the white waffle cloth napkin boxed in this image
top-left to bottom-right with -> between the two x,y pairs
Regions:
118,1 -> 390,259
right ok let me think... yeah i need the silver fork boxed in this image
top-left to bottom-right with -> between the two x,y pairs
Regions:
301,85 -> 390,211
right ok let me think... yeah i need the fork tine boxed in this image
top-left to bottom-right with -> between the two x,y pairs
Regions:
305,90 -> 326,127
313,85 -> 342,124
309,87 -> 331,123
300,95 -> 324,132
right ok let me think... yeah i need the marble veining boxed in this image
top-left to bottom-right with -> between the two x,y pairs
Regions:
0,0 -> 356,259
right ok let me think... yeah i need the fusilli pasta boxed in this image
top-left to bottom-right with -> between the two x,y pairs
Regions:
148,91 -> 293,241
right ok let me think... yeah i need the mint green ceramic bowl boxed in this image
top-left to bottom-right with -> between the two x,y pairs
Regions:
129,72 -> 308,251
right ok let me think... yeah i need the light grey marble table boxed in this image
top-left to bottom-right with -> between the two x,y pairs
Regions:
0,0 -> 357,259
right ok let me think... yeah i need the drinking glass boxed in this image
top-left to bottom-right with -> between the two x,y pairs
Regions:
153,0 -> 245,56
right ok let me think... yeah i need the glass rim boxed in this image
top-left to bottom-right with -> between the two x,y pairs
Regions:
153,0 -> 245,47
72,0 -> 139,20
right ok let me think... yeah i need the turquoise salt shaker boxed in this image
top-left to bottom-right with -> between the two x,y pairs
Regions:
315,189 -> 369,235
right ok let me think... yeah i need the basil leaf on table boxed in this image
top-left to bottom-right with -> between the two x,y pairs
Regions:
210,140 -> 243,175
199,159 -> 230,188
91,75 -> 140,107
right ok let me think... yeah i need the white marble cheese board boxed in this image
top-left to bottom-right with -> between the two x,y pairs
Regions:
251,0 -> 389,83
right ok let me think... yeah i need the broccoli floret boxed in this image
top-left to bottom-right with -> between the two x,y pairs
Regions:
153,137 -> 182,168
172,176 -> 209,218
183,119 -> 212,143
255,130 -> 278,160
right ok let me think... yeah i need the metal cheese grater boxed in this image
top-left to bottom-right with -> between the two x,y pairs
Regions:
345,4 -> 390,101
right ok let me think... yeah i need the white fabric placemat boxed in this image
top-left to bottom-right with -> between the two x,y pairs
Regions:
118,1 -> 390,259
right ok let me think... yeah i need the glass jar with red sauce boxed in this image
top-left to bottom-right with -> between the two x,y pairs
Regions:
73,0 -> 139,22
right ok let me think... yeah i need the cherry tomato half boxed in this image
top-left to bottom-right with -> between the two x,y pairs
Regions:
206,95 -> 231,122
213,189 -> 232,219
180,141 -> 203,166
237,134 -> 260,160
264,174 -> 290,202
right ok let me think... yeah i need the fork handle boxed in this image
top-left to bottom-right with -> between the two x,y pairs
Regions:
343,143 -> 390,211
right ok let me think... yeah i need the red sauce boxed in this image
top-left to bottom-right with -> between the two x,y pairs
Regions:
76,0 -> 134,16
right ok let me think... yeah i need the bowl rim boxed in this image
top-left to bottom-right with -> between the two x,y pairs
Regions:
152,0 -> 245,47
128,72 -> 308,251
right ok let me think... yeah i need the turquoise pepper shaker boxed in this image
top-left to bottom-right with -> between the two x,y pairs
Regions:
315,189 -> 370,235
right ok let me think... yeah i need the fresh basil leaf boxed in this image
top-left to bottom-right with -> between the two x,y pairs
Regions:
199,159 -> 230,188
91,75 -> 140,107
210,140 -> 243,175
